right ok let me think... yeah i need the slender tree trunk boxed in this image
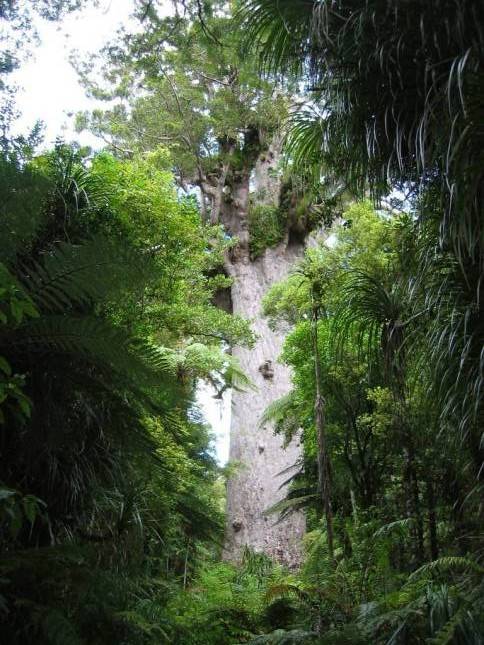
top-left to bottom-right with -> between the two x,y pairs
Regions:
393,350 -> 424,565
426,477 -> 439,560
403,434 -> 424,564
312,301 -> 335,564
411,468 -> 425,563
183,538 -> 190,589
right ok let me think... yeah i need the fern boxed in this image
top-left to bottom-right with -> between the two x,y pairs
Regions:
265,583 -> 308,603
407,557 -> 484,584
373,518 -> 415,539
21,235 -> 154,313
114,609 -> 170,639
244,628 -> 318,644
42,608 -> 84,645
8,315 -> 171,389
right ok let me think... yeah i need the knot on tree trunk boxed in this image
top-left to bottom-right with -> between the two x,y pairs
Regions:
259,360 -> 274,379
232,518 -> 243,532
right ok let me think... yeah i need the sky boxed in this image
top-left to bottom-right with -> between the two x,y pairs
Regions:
9,0 -> 231,463
196,382 -> 231,465
11,0 -> 136,147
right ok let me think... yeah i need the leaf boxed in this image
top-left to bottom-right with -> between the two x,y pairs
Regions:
0,357 -> 11,375
0,488 -> 16,501
22,496 -> 40,526
9,299 -> 22,324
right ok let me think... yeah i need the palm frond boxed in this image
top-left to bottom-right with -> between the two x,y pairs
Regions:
265,493 -> 318,520
238,0 -> 314,77
331,269 -> 407,382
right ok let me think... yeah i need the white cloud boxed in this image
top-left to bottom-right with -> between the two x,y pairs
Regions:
11,0 -> 137,147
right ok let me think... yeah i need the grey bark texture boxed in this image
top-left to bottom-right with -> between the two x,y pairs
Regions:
224,243 -> 306,568
199,130 -> 306,567
222,135 -> 305,567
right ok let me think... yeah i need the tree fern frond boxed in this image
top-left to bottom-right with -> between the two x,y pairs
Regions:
114,609 -> 170,639
373,518 -> 415,539
6,315 -> 174,392
180,343 -> 254,391
407,557 -> 484,583
264,583 -> 308,603
20,235 -> 154,313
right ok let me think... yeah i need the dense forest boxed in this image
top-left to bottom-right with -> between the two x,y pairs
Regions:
0,1 -> 483,643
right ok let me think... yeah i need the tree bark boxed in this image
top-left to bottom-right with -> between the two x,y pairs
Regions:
224,243 -> 306,568
222,134 -> 305,568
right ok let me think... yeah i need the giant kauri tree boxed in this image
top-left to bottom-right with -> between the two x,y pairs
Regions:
78,0 -> 317,566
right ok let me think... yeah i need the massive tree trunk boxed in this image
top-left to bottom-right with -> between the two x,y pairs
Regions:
224,243 -> 306,567
198,129 -> 306,566
213,133 -> 305,567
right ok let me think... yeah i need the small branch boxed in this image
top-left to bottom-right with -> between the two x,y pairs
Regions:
197,71 -> 232,87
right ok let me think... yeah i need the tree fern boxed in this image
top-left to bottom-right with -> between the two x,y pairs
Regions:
407,556 -> 484,583
18,235 -> 154,313
5,315 -> 172,388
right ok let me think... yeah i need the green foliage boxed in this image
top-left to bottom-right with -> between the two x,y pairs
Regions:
241,0 -> 484,240
242,0 -> 484,481
254,198 -> 484,642
0,143 -> 240,643
77,2 -> 288,184
248,203 -> 286,259
2,2 -> 483,644
165,561 -> 265,643
247,629 -> 318,644
0,263 -> 38,424
73,0 -> 334,261
159,550 -> 305,644
0,487 -> 47,540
